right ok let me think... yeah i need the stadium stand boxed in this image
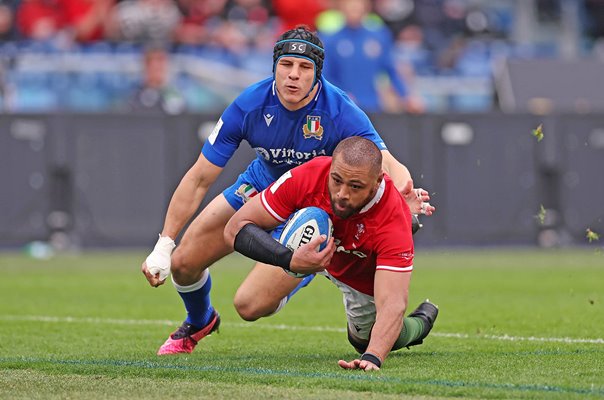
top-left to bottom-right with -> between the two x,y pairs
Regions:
0,0 -> 602,113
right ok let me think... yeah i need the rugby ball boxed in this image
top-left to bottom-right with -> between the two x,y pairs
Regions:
278,207 -> 333,278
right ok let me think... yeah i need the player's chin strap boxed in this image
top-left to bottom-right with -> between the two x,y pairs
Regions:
300,79 -> 320,103
234,223 -> 293,270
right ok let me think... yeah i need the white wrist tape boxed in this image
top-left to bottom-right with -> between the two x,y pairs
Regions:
145,234 -> 176,281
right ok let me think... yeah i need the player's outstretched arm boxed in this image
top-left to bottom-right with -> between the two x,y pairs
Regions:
338,270 -> 411,371
141,153 -> 223,288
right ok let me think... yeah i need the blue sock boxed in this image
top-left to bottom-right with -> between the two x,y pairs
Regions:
287,273 -> 316,300
172,270 -> 214,329
269,274 -> 316,317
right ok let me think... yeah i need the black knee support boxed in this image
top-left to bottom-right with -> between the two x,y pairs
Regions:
347,324 -> 369,354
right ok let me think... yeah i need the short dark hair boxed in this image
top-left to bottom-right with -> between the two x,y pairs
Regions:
273,25 -> 325,83
332,137 -> 383,177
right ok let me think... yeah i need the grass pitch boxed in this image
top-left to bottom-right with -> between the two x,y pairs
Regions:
0,248 -> 603,399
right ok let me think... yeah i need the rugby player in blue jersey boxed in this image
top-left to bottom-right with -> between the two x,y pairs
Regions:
141,25 -> 434,355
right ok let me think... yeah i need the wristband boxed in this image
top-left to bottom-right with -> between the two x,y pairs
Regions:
360,352 -> 382,368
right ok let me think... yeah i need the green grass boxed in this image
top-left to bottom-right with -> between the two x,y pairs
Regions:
1,249 -> 603,399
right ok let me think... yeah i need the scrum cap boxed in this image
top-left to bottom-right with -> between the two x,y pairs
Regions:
273,26 -> 325,85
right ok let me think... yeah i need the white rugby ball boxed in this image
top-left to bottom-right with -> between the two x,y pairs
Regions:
278,207 -> 333,278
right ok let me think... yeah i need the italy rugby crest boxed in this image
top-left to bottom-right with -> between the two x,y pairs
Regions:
302,115 -> 324,140
234,183 -> 258,203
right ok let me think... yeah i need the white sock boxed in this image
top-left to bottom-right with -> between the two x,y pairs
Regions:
269,296 -> 288,316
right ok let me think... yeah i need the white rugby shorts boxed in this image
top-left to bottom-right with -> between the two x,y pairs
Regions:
318,270 -> 375,341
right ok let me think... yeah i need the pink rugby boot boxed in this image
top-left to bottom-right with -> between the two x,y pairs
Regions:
157,311 -> 220,355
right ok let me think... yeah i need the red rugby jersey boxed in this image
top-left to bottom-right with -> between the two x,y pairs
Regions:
260,156 -> 414,296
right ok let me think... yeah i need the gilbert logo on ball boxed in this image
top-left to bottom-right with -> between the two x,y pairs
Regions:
278,207 -> 333,278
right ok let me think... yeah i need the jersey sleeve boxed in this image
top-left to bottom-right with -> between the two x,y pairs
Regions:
259,164 -> 310,222
337,97 -> 388,150
374,213 -> 414,273
201,100 -> 246,167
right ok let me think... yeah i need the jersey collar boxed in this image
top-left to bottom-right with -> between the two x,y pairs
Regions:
359,179 -> 386,214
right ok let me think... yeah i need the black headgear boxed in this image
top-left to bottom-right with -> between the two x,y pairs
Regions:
273,27 -> 325,86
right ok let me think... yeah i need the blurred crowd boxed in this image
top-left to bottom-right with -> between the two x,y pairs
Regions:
1,0 -> 278,49
1,0 -> 603,113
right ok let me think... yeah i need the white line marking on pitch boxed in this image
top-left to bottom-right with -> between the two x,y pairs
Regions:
2,315 -> 603,345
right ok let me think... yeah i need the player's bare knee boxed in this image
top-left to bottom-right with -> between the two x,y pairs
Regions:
234,289 -> 279,321
170,251 -> 188,274
233,295 -> 261,321
170,251 -> 204,283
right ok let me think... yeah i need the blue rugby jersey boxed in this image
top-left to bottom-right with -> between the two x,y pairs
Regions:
201,76 -> 387,183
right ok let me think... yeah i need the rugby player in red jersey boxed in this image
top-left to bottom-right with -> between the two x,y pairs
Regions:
225,137 -> 438,370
